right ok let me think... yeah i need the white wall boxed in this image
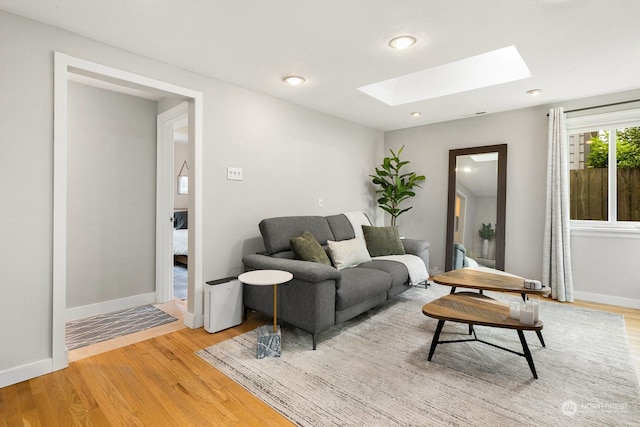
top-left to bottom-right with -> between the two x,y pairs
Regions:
66,82 -> 157,309
0,10 -> 383,384
174,142 -> 189,210
570,231 -> 640,305
385,91 -> 640,307
385,108 -> 548,279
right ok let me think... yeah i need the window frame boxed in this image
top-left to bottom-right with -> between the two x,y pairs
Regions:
566,108 -> 640,234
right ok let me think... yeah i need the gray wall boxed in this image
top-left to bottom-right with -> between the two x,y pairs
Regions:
0,10 -> 383,378
386,91 -> 640,304
385,108 -> 548,279
66,82 -> 157,308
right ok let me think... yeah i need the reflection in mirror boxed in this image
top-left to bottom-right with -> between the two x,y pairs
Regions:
445,144 -> 507,272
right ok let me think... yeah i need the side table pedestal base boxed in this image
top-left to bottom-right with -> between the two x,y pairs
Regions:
256,325 -> 281,359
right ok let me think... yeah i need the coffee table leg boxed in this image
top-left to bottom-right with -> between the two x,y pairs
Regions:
428,320 -> 445,361
517,330 -> 538,379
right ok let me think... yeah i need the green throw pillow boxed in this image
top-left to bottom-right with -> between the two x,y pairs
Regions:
290,231 -> 331,265
362,225 -> 406,257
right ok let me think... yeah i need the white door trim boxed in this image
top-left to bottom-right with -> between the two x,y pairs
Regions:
53,52 -> 204,373
157,103 -> 188,304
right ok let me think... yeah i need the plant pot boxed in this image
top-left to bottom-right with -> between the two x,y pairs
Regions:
482,239 -> 489,258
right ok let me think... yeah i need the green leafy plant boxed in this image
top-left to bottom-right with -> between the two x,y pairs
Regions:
370,146 -> 426,226
587,127 -> 640,169
478,223 -> 496,241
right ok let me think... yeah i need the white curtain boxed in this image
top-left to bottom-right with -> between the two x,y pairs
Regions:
543,107 -> 574,302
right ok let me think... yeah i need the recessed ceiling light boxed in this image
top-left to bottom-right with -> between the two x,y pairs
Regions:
527,88 -> 542,96
410,112 -> 421,117
388,35 -> 417,49
283,75 -> 306,85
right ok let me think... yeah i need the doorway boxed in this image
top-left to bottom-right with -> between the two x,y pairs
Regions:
454,192 -> 466,245
157,105 -> 189,302
173,121 -> 189,301
53,53 -> 204,372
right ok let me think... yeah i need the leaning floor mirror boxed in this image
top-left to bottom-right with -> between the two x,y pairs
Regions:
445,144 -> 507,272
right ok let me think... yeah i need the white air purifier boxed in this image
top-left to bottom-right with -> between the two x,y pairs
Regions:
204,277 -> 243,333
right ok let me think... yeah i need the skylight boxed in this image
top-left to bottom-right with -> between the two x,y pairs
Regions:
357,45 -> 532,106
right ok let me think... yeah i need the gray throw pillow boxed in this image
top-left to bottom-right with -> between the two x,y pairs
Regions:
290,231 -> 331,265
362,225 -> 406,257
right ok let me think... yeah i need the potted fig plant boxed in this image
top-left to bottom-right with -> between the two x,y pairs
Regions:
478,223 -> 495,258
370,146 -> 426,226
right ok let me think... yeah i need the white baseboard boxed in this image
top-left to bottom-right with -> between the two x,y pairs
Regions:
574,290 -> 640,309
66,292 -> 157,322
0,358 -> 52,388
184,311 -> 204,329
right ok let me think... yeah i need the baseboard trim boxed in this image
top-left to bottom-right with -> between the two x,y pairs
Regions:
574,290 -> 640,309
66,292 -> 157,322
0,358 -> 52,388
184,311 -> 204,329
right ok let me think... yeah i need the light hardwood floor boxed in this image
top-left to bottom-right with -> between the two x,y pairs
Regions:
1,297 -> 638,426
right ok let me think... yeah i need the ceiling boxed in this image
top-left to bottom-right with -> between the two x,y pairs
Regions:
3,0 -> 640,131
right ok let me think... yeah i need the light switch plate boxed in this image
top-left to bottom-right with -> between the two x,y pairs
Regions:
227,167 -> 243,181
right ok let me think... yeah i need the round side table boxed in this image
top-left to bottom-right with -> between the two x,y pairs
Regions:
238,269 -> 293,333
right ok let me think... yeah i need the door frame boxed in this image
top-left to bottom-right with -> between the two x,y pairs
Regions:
53,52 -> 204,372
157,104 -> 188,303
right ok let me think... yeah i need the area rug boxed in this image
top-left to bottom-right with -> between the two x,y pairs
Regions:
66,305 -> 177,350
197,284 -> 640,426
173,264 -> 188,299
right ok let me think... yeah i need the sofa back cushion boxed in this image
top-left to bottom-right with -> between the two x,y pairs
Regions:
326,214 -> 356,241
259,216 -> 335,255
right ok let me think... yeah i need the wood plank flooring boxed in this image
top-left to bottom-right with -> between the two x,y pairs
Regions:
1,297 -> 639,426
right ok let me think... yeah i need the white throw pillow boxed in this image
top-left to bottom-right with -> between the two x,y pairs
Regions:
327,237 -> 372,270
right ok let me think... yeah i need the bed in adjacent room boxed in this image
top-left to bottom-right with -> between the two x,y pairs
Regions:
173,210 -> 188,265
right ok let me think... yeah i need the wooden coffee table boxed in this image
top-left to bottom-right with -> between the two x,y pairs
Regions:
433,267 -> 549,347
432,268 -> 550,298
422,292 -> 543,378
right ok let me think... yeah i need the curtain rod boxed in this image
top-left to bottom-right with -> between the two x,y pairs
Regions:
547,99 -> 640,116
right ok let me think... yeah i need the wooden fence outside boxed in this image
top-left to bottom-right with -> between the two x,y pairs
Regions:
570,168 -> 640,221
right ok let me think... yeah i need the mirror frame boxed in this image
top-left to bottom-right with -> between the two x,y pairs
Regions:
445,144 -> 507,272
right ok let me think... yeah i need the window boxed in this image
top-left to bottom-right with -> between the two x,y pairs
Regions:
567,109 -> 640,225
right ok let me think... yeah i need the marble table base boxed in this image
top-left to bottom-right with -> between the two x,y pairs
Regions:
256,325 -> 281,359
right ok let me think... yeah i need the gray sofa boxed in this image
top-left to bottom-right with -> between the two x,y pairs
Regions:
242,214 -> 430,349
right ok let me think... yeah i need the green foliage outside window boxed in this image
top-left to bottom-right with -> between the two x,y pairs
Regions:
587,127 -> 640,168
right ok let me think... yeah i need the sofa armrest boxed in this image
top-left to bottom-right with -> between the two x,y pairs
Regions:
243,254 -> 341,283
401,238 -> 430,271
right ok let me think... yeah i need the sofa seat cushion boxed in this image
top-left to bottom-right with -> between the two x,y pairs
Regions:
356,260 -> 409,288
335,267 -> 392,310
